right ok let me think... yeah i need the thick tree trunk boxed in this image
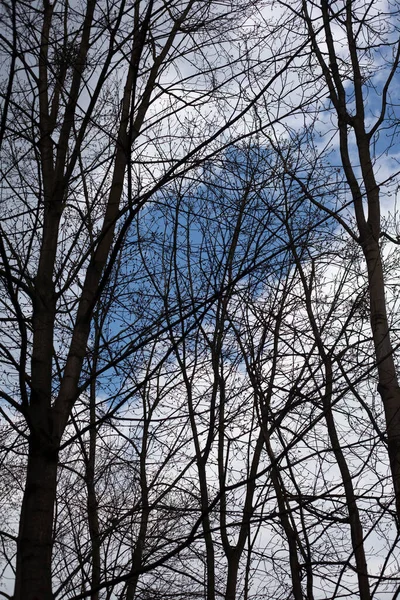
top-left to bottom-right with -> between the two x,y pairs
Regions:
14,436 -> 59,600
225,552 -> 240,600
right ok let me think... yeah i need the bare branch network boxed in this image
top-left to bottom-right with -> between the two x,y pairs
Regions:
0,1 -> 400,599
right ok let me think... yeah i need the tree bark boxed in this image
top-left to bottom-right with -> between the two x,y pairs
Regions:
225,551 -> 240,600
362,238 -> 400,523
14,436 -> 58,600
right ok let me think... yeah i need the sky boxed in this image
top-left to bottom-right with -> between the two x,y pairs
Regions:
1,0 -> 400,598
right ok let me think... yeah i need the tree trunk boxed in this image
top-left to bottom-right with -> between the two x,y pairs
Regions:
363,238 -> 400,522
14,436 -> 59,600
225,552 -> 240,600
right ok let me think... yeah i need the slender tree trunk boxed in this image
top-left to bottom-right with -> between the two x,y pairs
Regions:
286,222 -> 371,600
268,449 -> 304,600
302,0 -> 400,525
125,396 -> 150,600
250,289 -> 304,600
362,238 -> 400,522
323,358 -> 371,599
87,371 -> 101,600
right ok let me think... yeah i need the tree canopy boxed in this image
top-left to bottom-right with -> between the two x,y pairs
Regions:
0,1 -> 400,599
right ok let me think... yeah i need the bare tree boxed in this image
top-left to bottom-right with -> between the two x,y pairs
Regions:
298,0 -> 400,522
2,1 -> 400,599
0,0 -> 290,597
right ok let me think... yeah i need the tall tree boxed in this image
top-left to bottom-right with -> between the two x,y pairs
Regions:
0,1 -> 289,597
2,1 -> 400,598
297,0 -> 400,522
